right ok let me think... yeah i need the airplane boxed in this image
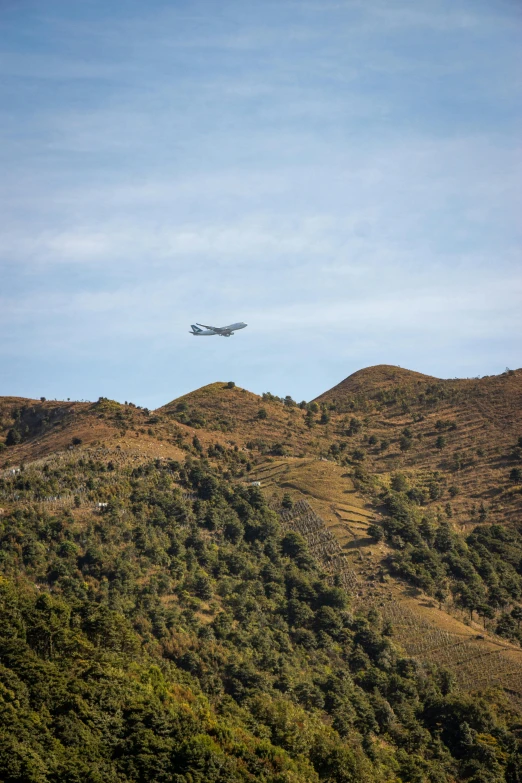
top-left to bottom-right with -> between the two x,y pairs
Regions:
189,322 -> 247,337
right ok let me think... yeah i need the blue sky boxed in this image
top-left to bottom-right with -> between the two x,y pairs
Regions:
1,0 -> 521,408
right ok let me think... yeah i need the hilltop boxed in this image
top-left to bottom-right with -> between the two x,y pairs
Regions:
2,367 -> 521,527
314,364 -> 439,404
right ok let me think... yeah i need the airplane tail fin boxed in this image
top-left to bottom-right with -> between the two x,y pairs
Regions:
190,324 -> 203,333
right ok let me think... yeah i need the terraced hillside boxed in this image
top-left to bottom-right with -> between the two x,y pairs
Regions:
313,365 -> 522,526
267,482 -> 522,710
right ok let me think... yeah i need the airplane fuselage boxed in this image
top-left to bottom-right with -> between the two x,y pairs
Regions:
189,322 -> 247,337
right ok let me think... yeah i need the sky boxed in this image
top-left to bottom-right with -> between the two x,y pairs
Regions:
1,0 -> 521,408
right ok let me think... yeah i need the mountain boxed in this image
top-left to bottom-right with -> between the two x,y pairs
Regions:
1,365 -> 522,781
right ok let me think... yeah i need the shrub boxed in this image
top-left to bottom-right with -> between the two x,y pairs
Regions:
510,467 -> 522,484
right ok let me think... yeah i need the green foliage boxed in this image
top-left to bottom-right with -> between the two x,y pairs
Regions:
380,489 -> 522,634
0,456 -> 519,782
399,435 -> 413,452
367,524 -> 384,543
436,435 -> 447,450
5,429 -> 21,446
281,493 -> 293,510
391,474 -> 408,492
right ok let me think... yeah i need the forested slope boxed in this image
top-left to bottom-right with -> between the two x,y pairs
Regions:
1,453 -> 522,782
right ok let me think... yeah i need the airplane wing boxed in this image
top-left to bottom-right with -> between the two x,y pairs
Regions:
196,323 -> 224,332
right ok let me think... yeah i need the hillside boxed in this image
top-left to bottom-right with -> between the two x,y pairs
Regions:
313,365 -> 522,525
314,364 -> 440,404
1,365 -> 522,781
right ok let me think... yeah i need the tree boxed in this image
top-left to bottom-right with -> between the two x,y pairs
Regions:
257,408 -> 268,420
512,606 -> 522,629
194,572 -> 212,600
451,452 -> 463,471
434,522 -> 454,553
435,586 -> 447,610
347,417 -> 362,436
455,583 -> 482,620
5,429 -> 21,446
367,523 -> 384,543
226,381 -> 235,388
399,435 -> 412,452
510,468 -> 522,484
477,603 -> 495,629
305,410 -> 315,428
281,531 -> 307,559
282,493 -> 293,510
435,435 -> 446,450
391,474 -> 408,492
489,585 -> 509,611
